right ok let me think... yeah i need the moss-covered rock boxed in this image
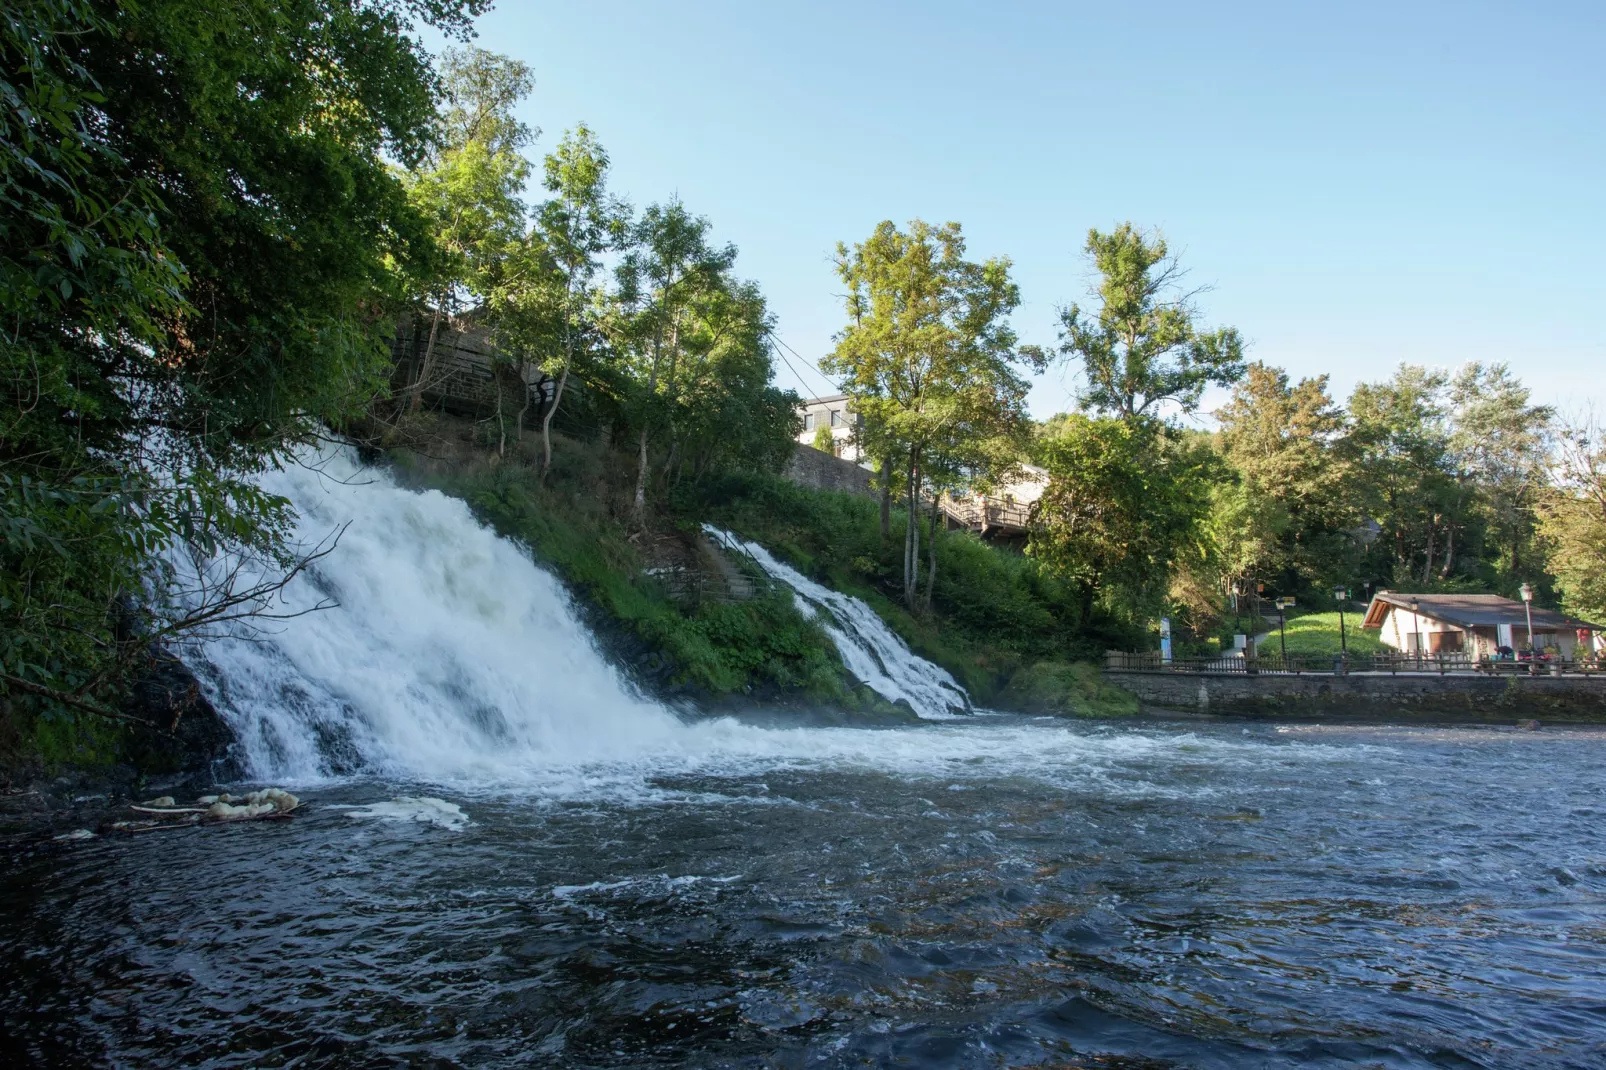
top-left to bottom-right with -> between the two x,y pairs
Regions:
997,660 -> 1139,718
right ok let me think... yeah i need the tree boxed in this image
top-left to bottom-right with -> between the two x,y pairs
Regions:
1347,366 -> 1459,584
823,219 -> 1041,611
525,124 -> 625,476
403,47 -> 532,413
1029,415 -> 1214,629
1447,362 -> 1553,580
1056,224 -> 1245,421
613,200 -> 736,521
1216,363 -> 1355,589
2,0 -> 488,720
812,424 -> 836,453
1536,418 -> 1606,622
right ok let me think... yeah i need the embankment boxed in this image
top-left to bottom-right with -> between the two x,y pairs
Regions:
1113,670 -> 1606,722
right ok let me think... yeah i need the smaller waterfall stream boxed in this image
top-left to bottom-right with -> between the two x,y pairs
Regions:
703,526 -> 970,718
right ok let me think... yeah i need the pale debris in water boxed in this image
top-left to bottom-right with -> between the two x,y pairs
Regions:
54,829 -> 96,841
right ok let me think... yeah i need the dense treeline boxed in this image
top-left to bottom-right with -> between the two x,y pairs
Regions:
823,220 -> 1605,650
4,1 -> 1602,755
1,6 -> 801,754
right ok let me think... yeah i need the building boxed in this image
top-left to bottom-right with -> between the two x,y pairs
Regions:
1361,592 -> 1604,658
795,394 -> 863,461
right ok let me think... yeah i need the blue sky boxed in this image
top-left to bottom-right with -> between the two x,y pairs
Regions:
434,1 -> 1604,423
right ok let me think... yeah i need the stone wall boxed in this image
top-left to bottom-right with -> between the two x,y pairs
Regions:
1109,670 -> 1606,722
783,444 -> 875,500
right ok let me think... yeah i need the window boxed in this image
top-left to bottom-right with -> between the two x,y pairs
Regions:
803,413 -> 814,430
830,409 -> 842,427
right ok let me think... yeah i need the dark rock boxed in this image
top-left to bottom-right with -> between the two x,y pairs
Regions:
120,646 -> 239,780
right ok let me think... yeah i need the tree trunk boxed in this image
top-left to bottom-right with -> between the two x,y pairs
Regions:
633,426 -> 651,521
1439,523 -> 1456,579
538,365 -> 569,482
903,456 -> 921,611
407,303 -> 445,413
514,359 -> 533,447
922,489 -> 941,614
879,454 -> 892,543
1422,515 -> 1438,583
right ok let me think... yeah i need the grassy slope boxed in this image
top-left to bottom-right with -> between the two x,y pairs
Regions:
387,423 -> 894,714
691,472 -> 1138,716
381,418 -> 1135,719
1268,611 -> 1384,656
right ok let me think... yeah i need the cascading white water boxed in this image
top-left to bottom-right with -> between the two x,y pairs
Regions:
175,447 -> 689,783
702,526 -> 969,719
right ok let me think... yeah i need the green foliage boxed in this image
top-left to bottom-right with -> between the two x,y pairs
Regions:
1538,419 -> 1606,622
998,660 -> 1139,718
812,424 -> 835,453
3,0 -> 481,748
687,470 -> 1132,698
1215,362 -> 1354,589
1056,223 -> 1245,419
824,218 -> 1044,610
394,438 -> 850,703
1029,415 -> 1215,629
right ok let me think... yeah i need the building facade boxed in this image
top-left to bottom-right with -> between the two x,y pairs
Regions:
1361,592 -> 1604,658
795,394 -> 864,462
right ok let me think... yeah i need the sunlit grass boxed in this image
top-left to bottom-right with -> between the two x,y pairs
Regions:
1265,610 -> 1384,656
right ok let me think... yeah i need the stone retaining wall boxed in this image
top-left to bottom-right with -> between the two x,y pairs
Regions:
783,444 -> 875,500
1109,670 -> 1606,722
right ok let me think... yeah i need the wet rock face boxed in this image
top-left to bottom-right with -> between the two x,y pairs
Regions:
121,646 -> 239,778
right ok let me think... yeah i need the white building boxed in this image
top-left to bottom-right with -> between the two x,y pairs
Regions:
795,394 -> 864,462
1361,592 -> 1603,658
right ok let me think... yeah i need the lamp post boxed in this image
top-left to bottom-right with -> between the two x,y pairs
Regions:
1409,597 -> 1421,669
1334,585 -> 1349,656
1276,597 -> 1289,659
1519,582 -> 1534,654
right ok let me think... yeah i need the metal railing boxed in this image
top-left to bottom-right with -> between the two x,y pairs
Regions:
1104,650 -> 1605,677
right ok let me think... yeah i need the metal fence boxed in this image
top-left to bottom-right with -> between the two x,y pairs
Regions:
1104,650 -> 1605,677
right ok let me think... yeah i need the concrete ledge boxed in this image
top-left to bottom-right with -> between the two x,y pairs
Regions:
1108,670 -> 1606,722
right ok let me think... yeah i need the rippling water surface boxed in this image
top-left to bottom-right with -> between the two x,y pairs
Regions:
4,716 -> 1606,1068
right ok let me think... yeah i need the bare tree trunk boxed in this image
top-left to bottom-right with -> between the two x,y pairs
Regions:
495,371 -> 506,458
538,365 -> 569,482
1439,523 -> 1456,579
1422,515 -> 1438,583
879,454 -> 892,543
923,489 -> 941,614
515,359 -> 533,448
633,426 -> 650,520
903,453 -> 921,610
407,303 -> 445,414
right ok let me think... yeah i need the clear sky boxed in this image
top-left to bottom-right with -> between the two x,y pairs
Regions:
433,1 -> 1605,423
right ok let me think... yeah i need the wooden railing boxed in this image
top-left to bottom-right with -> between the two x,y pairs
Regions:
939,496 -> 1033,535
1104,651 -> 1605,677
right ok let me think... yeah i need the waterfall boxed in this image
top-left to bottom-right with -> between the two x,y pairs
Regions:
702,526 -> 970,719
175,447 -> 689,784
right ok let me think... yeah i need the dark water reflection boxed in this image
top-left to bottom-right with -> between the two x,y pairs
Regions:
4,718 -> 1606,1068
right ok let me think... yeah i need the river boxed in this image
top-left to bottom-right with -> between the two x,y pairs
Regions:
4,718 -> 1605,1067
2,451 -> 1603,1067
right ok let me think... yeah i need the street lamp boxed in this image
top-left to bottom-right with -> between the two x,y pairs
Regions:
1275,597 -> 1290,659
1334,585 -> 1349,656
1519,582 -> 1534,653
1409,597 -> 1421,668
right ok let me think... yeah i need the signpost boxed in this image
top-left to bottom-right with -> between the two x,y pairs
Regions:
1159,616 -> 1172,664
